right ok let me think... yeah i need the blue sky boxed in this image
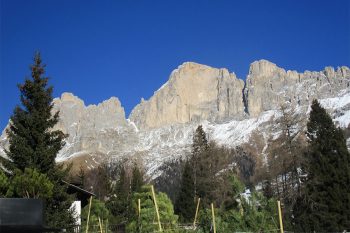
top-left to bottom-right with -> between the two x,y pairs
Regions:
1,0 -> 350,129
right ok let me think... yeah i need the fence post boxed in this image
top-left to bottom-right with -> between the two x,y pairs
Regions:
138,198 -> 141,218
211,203 -> 216,233
137,198 -> 141,233
98,217 -> 103,233
277,200 -> 284,233
151,185 -> 162,232
193,197 -> 201,228
85,196 -> 92,233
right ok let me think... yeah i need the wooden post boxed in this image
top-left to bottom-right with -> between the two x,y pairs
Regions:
98,217 -> 103,233
277,200 -> 284,233
138,198 -> 141,218
193,197 -> 201,228
85,196 -> 92,233
137,198 -> 141,233
151,185 -> 162,232
211,203 -> 216,233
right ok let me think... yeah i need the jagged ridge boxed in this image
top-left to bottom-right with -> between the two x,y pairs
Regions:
1,59 -> 350,179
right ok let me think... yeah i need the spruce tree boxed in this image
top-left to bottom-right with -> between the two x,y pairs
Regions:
77,165 -> 86,188
2,53 -> 75,231
192,125 -> 208,157
191,125 -> 209,198
174,160 -> 195,222
81,198 -> 111,232
174,125 -> 208,222
131,165 -> 144,193
107,166 -> 132,223
3,52 -> 65,174
293,100 -> 350,231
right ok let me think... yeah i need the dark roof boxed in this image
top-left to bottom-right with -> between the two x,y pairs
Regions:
62,180 -> 96,197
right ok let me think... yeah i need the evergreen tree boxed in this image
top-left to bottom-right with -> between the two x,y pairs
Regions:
45,165 -> 76,231
192,125 -> 208,158
107,166 -> 132,223
131,165 -> 144,193
174,160 -> 195,222
6,168 -> 54,198
77,165 -> 85,188
81,198 -> 111,232
186,126 -> 236,208
3,52 -> 65,173
262,180 -> 274,199
197,179 -> 278,233
1,53 -> 75,231
196,145 -> 218,206
191,125 -> 209,199
95,164 -> 110,199
293,100 -> 350,231
222,174 -> 244,211
127,185 -> 178,233
0,169 -> 9,197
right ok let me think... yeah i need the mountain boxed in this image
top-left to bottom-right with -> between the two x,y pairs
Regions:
1,60 -> 350,180
130,62 -> 245,129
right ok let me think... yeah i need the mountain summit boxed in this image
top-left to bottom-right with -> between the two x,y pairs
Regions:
130,62 -> 245,129
130,60 -> 350,129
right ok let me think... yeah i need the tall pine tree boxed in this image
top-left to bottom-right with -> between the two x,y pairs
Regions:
131,165 -> 144,193
174,160 -> 195,222
175,125 -> 209,222
107,166 -> 132,223
192,125 -> 208,158
1,53 -> 75,230
293,100 -> 350,231
191,125 -> 209,198
3,52 -> 65,174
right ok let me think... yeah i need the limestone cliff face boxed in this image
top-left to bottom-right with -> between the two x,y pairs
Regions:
51,93 -> 137,159
129,62 -> 245,129
244,60 -> 350,117
53,92 -> 127,134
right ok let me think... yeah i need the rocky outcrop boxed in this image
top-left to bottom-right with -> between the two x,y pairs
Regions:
130,62 -> 245,129
244,60 -> 350,117
52,92 -> 128,134
50,93 -> 138,161
130,60 -> 350,128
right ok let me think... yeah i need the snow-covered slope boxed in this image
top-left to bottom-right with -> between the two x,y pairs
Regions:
63,93 -> 350,179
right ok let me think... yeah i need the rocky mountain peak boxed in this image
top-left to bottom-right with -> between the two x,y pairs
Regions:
130,60 -> 350,128
87,96 -> 124,113
129,62 -> 245,129
52,93 -> 127,135
245,61 -> 350,117
248,59 -> 285,77
56,92 -> 85,106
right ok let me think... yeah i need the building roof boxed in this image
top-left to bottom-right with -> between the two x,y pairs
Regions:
62,180 -> 96,197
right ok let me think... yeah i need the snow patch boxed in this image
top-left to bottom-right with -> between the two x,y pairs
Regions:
127,119 -> 139,132
319,92 -> 350,110
55,150 -> 90,162
208,111 -> 275,146
334,111 -> 350,128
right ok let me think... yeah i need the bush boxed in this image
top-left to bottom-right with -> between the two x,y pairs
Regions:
127,185 -> 179,233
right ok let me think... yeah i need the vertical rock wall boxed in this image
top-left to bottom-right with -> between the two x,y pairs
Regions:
129,62 -> 245,129
244,60 -> 350,117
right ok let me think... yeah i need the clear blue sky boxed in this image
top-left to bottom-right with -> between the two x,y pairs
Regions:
1,0 -> 350,130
